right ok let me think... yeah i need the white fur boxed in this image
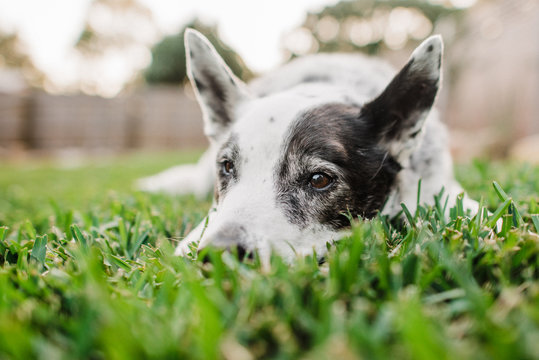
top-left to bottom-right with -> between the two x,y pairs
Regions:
138,31 -> 479,262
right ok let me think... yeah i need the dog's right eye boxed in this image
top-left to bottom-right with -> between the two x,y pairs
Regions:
309,172 -> 333,190
221,160 -> 235,176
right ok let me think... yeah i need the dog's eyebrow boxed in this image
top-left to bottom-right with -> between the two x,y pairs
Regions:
283,103 -> 364,165
217,133 -> 240,160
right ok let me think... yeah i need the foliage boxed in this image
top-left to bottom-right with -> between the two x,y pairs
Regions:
73,0 -> 158,95
0,154 -> 538,359
144,20 -> 254,85
0,31 -> 45,88
75,0 -> 156,55
285,0 -> 465,58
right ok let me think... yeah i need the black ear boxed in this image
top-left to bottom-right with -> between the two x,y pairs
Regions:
185,29 -> 251,141
361,35 -> 443,163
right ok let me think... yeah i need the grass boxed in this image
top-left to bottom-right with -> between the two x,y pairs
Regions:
1,153 -> 538,359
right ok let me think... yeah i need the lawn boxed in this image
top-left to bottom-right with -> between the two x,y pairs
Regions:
1,152 -> 538,359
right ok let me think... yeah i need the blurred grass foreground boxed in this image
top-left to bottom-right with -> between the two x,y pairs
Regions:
1,0 -> 539,358
0,153 -> 539,358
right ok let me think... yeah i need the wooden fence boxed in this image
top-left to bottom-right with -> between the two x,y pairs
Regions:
0,86 -> 207,151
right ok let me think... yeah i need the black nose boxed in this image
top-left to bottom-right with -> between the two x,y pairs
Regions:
235,244 -> 254,261
198,244 -> 254,263
197,223 -> 254,262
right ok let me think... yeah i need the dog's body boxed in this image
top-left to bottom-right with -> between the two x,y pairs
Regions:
138,30 -> 477,262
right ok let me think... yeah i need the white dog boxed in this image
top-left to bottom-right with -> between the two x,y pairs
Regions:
138,29 -> 477,262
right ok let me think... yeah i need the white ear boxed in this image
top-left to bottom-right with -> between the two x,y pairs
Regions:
185,29 -> 251,141
361,35 -> 443,164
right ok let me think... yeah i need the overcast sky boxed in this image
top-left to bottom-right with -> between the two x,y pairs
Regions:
0,0 -> 481,95
0,0 -> 338,93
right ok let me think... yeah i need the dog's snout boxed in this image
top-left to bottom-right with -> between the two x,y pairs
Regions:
235,244 -> 255,261
206,223 -> 245,247
197,244 -> 253,263
197,222 -> 254,262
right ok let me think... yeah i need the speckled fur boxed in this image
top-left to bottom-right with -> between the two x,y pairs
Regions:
137,30 -> 478,263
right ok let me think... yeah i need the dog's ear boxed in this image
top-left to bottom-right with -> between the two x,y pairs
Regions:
185,29 -> 251,140
361,35 -> 443,164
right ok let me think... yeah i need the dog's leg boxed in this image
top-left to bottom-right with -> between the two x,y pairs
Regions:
136,145 -> 216,198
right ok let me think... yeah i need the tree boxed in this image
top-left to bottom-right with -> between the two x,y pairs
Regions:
75,0 -> 157,54
144,20 -> 253,85
283,0 -> 465,58
74,0 -> 158,95
0,31 -> 45,88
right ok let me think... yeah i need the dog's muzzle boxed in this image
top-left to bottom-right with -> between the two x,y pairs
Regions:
197,222 -> 254,261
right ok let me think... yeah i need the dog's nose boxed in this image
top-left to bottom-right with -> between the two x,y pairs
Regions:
197,223 -> 253,262
235,244 -> 255,261
208,223 -> 245,246
197,244 -> 253,263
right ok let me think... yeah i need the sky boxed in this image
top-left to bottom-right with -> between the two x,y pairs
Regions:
0,0 -> 339,95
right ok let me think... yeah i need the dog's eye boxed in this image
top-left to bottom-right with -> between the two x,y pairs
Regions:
310,173 -> 333,190
221,160 -> 235,176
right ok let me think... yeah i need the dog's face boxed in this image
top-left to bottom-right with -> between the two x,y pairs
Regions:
185,30 -> 442,262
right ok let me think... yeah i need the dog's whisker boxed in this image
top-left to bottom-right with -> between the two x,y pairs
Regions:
370,151 -> 389,181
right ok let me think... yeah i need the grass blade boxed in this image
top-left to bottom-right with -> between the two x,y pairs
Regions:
129,230 -> 149,259
416,178 -> 422,213
493,181 -> 523,226
486,198 -> 512,229
0,226 -> 7,254
531,215 -> 539,233
109,254 -> 132,271
401,203 -> 415,228
118,217 -> 129,251
31,234 -> 48,266
492,181 -> 509,201
70,224 -> 87,246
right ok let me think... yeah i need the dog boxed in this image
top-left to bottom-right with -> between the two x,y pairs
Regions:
138,29 -> 478,262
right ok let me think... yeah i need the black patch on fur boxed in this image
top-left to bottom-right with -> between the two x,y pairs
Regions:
360,58 -> 439,142
201,69 -> 226,102
193,69 -> 232,126
215,133 -> 240,202
427,44 -> 433,52
194,77 -> 206,92
276,103 -> 402,230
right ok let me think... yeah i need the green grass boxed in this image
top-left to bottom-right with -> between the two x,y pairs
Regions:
1,154 -> 539,359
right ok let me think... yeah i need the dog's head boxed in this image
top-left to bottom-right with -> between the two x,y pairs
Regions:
185,29 -> 442,262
